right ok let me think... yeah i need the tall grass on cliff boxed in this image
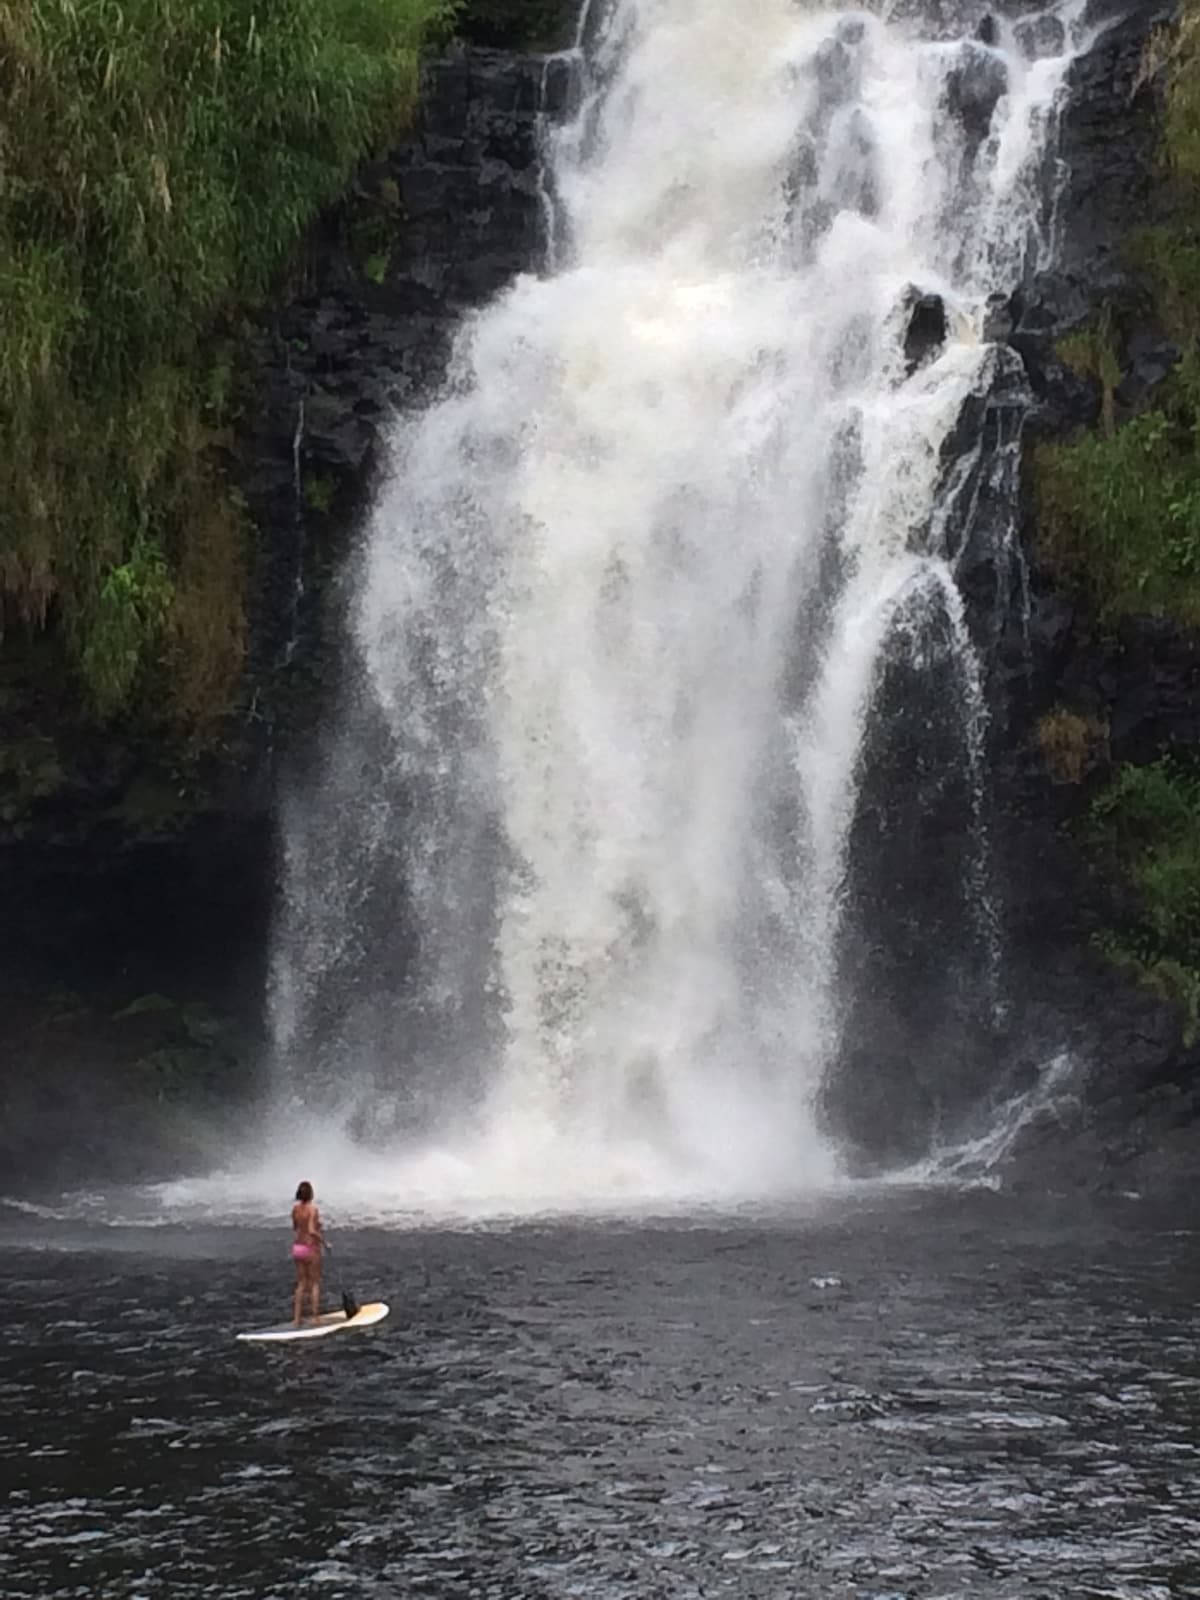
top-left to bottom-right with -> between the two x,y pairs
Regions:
0,0 -> 455,732
1033,1 -> 1200,624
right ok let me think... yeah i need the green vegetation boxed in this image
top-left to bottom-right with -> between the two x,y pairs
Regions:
1088,760 -> 1200,1039
1033,388 -> 1200,622
0,0 -> 456,736
0,732 -> 63,824
1032,3 -> 1200,625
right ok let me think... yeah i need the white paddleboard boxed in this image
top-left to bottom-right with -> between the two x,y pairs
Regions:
236,1301 -> 389,1344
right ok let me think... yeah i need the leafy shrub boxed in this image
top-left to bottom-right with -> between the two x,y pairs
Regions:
1033,392 -> 1200,623
1088,760 -> 1200,1037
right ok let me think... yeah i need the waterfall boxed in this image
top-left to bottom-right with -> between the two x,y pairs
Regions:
268,0 -> 1091,1209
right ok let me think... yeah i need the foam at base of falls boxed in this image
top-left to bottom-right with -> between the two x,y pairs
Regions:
31,1055 -> 1077,1223
132,1111 -> 840,1226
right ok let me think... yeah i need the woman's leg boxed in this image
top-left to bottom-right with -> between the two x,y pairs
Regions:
293,1261 -> 305,1326
309,1256 -> 322,1320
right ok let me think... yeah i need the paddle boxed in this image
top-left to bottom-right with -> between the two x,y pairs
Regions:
321,1241 -> 360,1321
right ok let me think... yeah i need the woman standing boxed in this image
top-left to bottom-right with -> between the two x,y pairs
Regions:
291,1180 -> 323,1326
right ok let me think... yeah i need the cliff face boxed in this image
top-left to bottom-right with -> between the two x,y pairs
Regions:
829,0 -> 1200,1183
996,0 -> 1200,1186
4,5 -> 1197,1190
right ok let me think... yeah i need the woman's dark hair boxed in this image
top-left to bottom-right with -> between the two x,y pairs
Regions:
295,1180 -> 314,1203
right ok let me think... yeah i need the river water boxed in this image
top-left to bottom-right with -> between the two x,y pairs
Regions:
3,1187 -> 1197,1598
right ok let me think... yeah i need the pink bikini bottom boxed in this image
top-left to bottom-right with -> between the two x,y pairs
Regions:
291,1243 -> 317,1262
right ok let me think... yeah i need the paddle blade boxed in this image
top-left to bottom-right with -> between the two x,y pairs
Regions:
342,1290 -> 360,1320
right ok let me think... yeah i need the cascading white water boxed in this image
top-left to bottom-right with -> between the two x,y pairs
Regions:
267,0 -> 1092,1211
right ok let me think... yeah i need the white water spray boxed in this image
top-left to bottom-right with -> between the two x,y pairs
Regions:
268,0 -> 1091,1212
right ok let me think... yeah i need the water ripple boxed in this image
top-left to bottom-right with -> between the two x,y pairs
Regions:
1,1192 -> 1197,1598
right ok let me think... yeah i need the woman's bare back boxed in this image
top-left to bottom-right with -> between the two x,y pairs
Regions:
292,1200 -> 321,1247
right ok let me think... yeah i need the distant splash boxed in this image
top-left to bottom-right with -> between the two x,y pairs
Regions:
164,1051 -> 1081,1221
907,1050 -> 1083,1188
137,1110 -> 846,1226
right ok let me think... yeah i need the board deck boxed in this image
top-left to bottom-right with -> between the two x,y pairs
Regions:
236,1301 -> 389,1343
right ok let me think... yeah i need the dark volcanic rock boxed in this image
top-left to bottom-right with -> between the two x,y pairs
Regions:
943,41 -> 1009,148
1113,331 -> 1182,411
231,46 -> 558,760
982,291 -> 1014,344
1000,0 -> 1175,452
455,0 -> 577,51
902,289 -> 949,373
1023,1 -> 1174,334
1015,12 -> 1066,60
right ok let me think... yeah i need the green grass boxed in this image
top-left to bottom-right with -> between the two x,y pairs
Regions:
0,0 -> 456,734
1033,375 -> 1200,623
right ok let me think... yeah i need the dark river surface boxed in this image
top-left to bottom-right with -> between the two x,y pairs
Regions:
1,1186 -> 1197,1599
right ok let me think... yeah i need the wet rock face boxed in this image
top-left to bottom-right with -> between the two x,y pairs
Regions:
902,289 -> 949,374
1015,12 -> 1066,60
243,50 -> 551,485
239,47 -> 557,740
942,40 -> 1009,148
455,0 -> 577,51
1114,331 -> 1182,411
889,0 -> 1049,42
812,23 -> 866,122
